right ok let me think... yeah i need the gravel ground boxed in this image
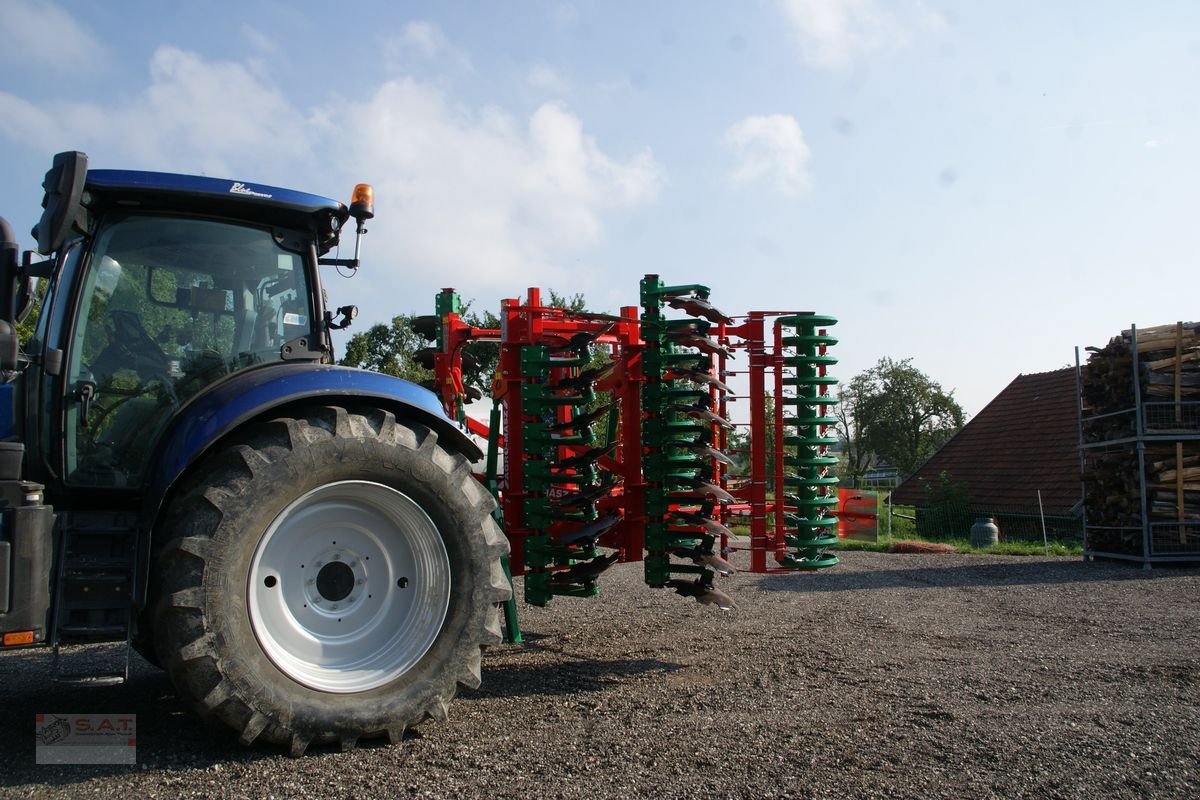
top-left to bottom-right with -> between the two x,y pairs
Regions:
2,550 -> 1198,800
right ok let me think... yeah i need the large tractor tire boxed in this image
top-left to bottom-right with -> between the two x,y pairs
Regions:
150,405 -> 510,755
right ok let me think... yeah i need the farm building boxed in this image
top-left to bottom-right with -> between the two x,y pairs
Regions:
890,368 -> 1082,540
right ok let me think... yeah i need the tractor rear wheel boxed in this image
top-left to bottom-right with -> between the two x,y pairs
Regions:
151,405 -> 510,754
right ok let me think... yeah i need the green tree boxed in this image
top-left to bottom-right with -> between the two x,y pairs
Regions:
545,289 -> 586,313
834,375 -> 874,487
724,424 -> 750,477
836,357 -> 965,479
339,314 -> 434,384
15,281 -> 46,346
917,469 -> 973,538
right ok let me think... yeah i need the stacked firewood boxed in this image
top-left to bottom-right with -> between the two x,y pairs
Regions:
1081,322 -> 1200,440
1081,322 -> 1200,554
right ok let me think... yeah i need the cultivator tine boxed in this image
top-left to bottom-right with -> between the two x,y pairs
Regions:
415,346 -> 439,369
547,323 -> 615,356
665,352 -> 712,372
670,476 -> 736,504
546,403 -> 615,432
703,551 -> 737,577
553,442 -> 618,470
667,440 -> 735,466
548,552 -> 620,586
687,407 -> 735,430
670,545 -> 736,577
557,514 -> 623,547
666,332 -> 735,358
665,295 -> 733,324
666,578 -> 736,610
667,510 -> 735,539
549,482 -> 613,509
556,362 -> 617,391
543,471 -> 594,486
668,368 -> 733,395
666,401 -> 734,429
409,314 -> 440,341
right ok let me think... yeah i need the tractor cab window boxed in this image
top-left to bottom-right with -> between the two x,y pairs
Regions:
66,216 -> 313,486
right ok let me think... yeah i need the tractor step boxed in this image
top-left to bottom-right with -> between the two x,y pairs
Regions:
53,640 -> 131,685
55,624 -> 130,638
51,512 -> 140,675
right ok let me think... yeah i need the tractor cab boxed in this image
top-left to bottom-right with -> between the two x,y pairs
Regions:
62,215 -> 316,486
13,153 -> 369,494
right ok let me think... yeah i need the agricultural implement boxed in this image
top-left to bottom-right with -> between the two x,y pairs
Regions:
412,282 -> 842,625
0,151 -> 838,753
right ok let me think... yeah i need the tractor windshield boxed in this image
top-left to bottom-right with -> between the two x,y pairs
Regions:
65,215 -> 314,486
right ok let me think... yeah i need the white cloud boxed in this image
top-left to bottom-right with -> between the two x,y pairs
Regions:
723,114 -> 811,195
0,0 -> 104,72
776,0 -> 944,69
327,85 -> 663,306
528,63 -> 571,96
4,47 -> 307,177
77,47 -> 311,177
385,21 -> 472,72
0,91 -> 62,150
0,47 -> 662,326
241,23 -> 281,56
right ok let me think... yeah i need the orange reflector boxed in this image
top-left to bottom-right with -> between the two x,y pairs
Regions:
3,631 -> 35,646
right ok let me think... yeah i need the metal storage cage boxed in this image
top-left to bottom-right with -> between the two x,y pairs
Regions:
1076,323 -> 1200,566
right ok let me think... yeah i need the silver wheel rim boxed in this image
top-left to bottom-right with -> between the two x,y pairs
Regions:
247,480 -> 450,693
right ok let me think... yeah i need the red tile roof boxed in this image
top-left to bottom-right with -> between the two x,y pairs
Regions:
890,368 -> 1081,513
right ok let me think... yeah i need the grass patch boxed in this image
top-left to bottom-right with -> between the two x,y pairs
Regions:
835,535 -> 1081,557
961,539 -> 1081,557
728,504 -> 1083,558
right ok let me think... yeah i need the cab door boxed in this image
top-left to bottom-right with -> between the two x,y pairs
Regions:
59,215 -> 311,488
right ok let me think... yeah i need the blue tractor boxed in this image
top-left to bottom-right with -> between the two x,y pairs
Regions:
0,152 -> 510,754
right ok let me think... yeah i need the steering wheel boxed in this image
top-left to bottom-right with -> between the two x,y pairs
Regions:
107,309 -> 169,378
89,310 -> 179,410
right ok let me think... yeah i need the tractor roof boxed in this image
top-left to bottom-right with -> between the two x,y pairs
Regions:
83,169 -> 350,250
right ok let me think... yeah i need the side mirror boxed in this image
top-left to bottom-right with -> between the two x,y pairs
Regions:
327,305 -> 358,331
34,151 -> 88,255
0,217 -> 20,366
14,275 -> 37,323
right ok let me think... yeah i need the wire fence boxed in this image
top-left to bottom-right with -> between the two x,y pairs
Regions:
882,496 -> 1084,544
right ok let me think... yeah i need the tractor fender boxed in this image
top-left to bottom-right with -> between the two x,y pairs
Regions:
142,363 -> 480,527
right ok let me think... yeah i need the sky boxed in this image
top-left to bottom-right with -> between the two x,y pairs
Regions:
1,0 -> 1197,419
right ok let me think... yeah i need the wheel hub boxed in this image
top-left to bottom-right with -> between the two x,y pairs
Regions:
313,556 -> 358,605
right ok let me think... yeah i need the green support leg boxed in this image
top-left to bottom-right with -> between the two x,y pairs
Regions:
500,556 -> 523,644
486,400 -> 522,644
